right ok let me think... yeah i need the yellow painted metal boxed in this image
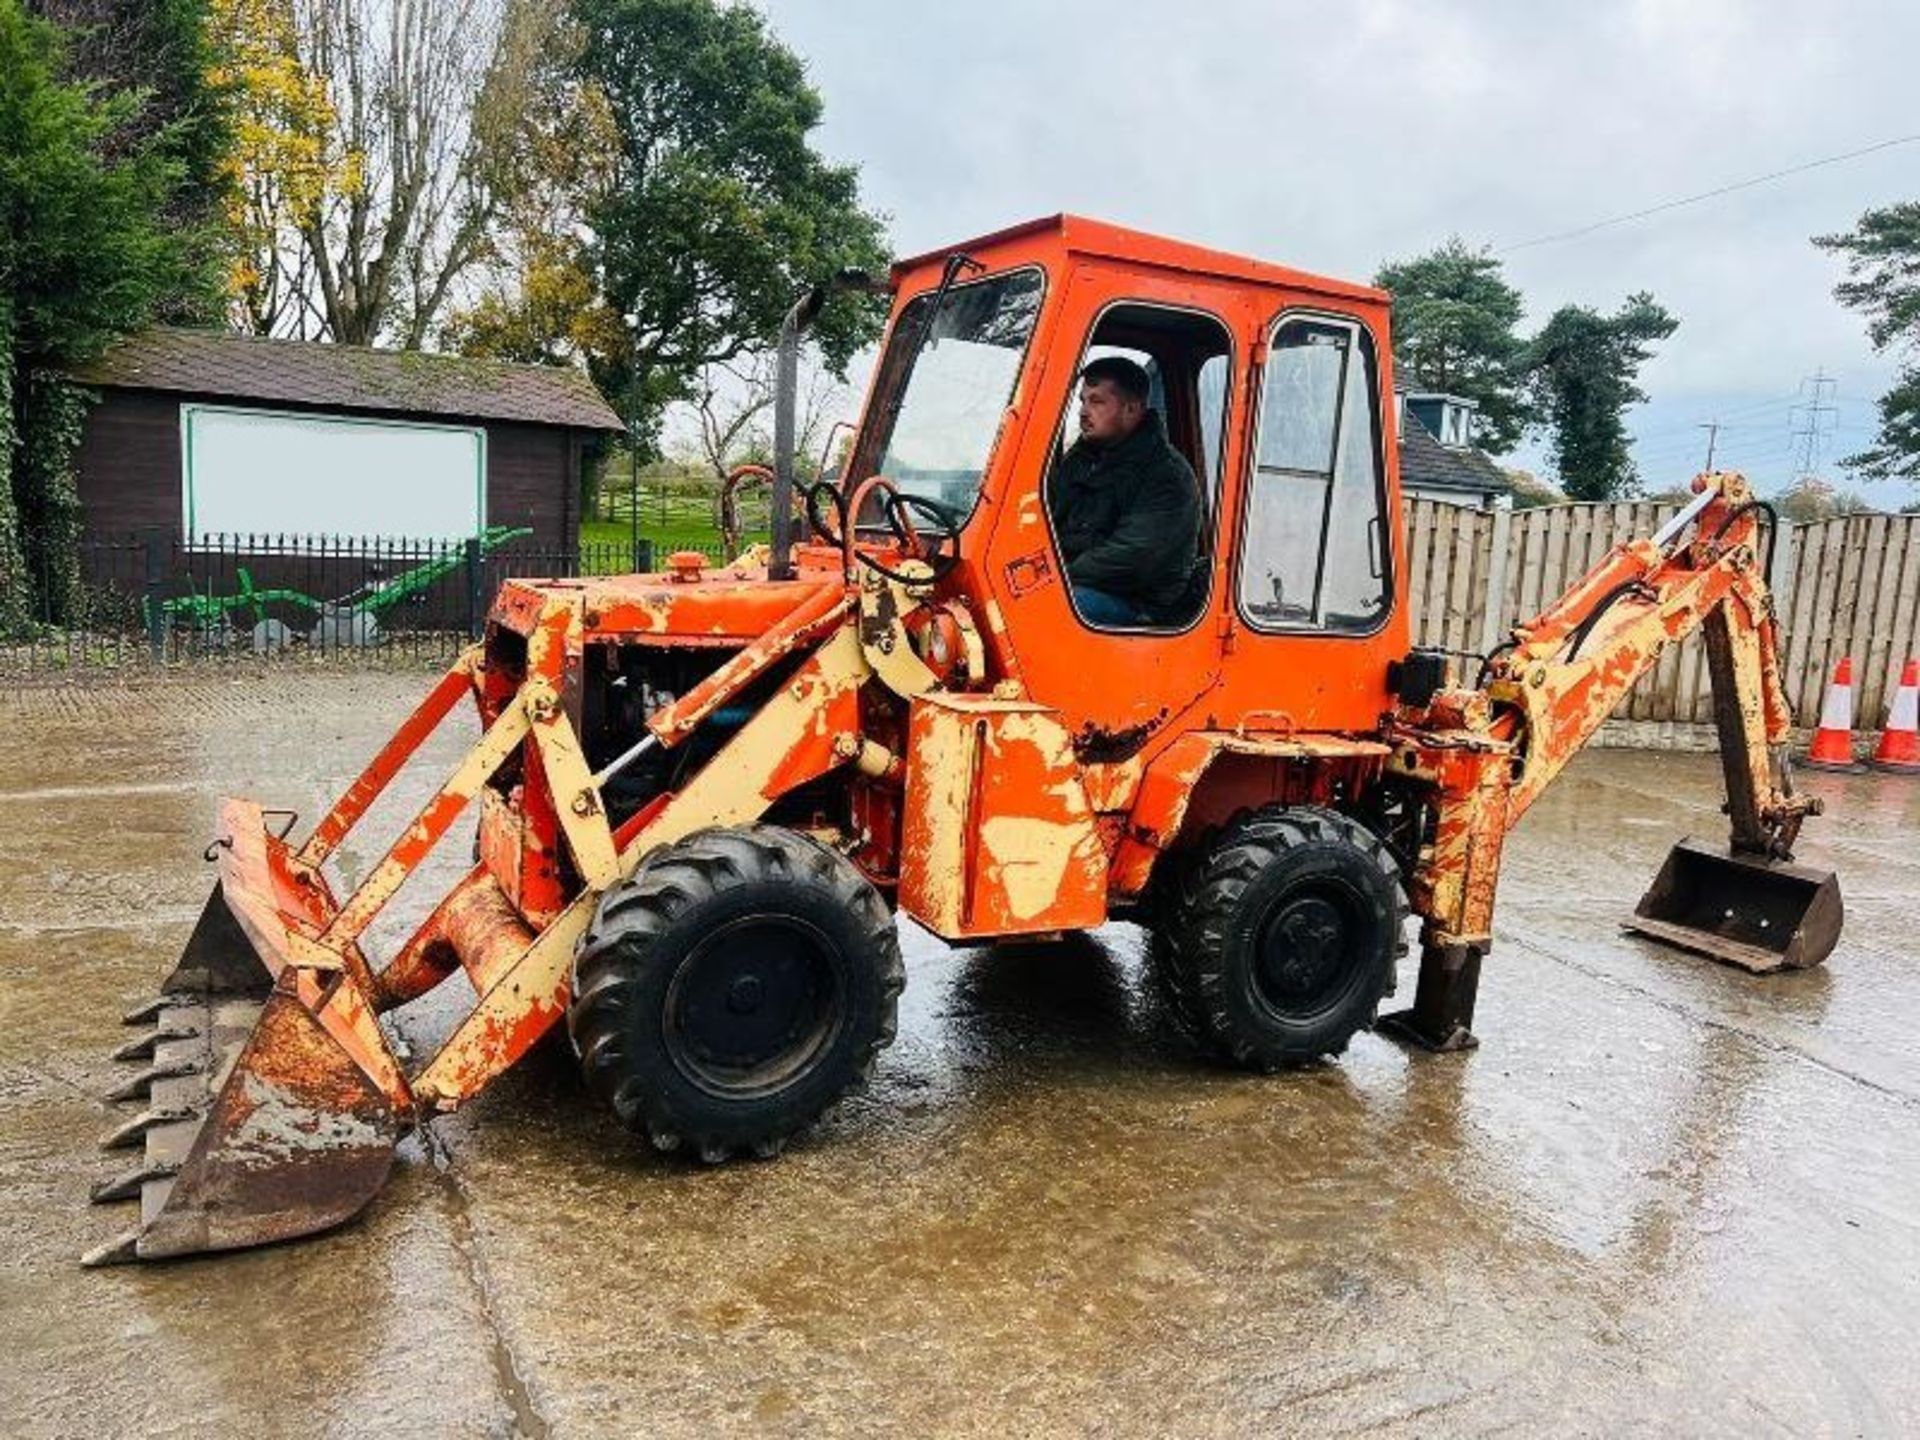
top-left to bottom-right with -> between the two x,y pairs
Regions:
856,564 -> 940,698
529,710 -> 621,892
317,702 -> 533,949
412,624 -> 872,1109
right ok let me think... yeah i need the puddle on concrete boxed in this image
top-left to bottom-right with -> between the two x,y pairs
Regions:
2,675 -> 1914,1435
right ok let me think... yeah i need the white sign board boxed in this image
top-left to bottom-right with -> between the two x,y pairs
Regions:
182,405 -> 486,543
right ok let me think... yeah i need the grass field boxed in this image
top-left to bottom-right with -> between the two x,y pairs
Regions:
580,462 -> 774,573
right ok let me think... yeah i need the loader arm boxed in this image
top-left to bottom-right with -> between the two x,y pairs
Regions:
84,584 -> 876,1266
1379,474 -> 1840,1054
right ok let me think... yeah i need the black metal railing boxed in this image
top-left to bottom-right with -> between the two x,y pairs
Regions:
2,530 -> 730,671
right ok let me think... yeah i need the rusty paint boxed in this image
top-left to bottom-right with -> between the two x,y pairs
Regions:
899,693 -> 1107,938
106,212 -> 1845,1270
857,565 -> 940,698
317,702 -> 533,948
648,584 -> 850,740
1004,551 -> 1055,597
414,626 -> 874,1108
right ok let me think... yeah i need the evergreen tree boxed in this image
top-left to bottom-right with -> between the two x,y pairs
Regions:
1375,238 -> 1531,454
0,0 -> 215,625
1525,294 -> 1677,501
1815,202 -> 1920,485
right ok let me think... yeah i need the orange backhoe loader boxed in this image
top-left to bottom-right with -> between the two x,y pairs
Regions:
84,216 -> 1842,1266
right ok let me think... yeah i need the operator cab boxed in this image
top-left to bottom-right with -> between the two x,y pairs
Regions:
839,214 -> 1407,741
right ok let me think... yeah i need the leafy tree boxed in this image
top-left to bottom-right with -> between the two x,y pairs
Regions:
570,0 -> 889,450
1375,238 -> 1531,454
205,0 -> 344,334
1525,293 -> 1678,501
2,0 -> 213,625
1815,202 -> 1920,485
1503,467 -> 1565,509
438,10 -> 624,366
30,0 -> 231,318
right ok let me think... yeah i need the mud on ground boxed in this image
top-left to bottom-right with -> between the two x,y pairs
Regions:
0,671 -> 1916,1437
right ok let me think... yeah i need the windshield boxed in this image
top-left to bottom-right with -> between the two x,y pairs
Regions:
856,267 -> 1045,521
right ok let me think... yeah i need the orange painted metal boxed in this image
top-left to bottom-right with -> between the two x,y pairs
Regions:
297,656 -> 475,870
877,216 -> 1409,758
899,693 -> 1108,938
647,584 -> 851,742
1108,731 -> 1392,896
99,216 -> 1843,1266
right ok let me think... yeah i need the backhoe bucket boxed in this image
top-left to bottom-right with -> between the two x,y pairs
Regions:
1624,837 -> 1843,974
84,801 -> 405,1266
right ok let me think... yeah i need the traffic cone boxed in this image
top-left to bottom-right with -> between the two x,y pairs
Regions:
1870,659 -> 1920,774
1802,657 -> 1865,772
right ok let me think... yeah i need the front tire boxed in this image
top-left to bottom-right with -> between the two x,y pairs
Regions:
1158,806 -> 1408,1069
569,825 -> 903,1161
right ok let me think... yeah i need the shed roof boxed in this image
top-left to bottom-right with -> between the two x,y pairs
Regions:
72,327 -> 625,432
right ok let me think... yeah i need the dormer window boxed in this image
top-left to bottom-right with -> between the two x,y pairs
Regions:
1402,392 -> 1478,450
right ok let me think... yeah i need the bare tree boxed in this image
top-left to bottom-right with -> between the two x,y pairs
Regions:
276,0 -> 559,346
689,350 -> 850,548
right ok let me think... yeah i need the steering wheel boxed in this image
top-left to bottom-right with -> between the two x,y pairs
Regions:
841,477 -> 962,582
881,491 -> 962,577
804,479 -> 848,547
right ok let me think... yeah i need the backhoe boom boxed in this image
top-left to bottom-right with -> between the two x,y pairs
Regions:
1379,473 -> 1839,1052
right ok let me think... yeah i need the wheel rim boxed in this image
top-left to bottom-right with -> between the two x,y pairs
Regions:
1250,879 -> 1372,1023
663,914 -> 843,1100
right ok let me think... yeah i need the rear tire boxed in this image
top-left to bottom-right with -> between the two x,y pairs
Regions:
1157,806 -> 1408,1069
569,825 -> 903,1161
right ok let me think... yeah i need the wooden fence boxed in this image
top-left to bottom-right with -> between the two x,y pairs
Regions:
1403,498 -> 1920,732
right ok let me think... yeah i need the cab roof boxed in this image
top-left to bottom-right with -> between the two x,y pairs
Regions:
890,213 -> 1387,307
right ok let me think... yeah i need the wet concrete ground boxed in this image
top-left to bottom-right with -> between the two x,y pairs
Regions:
0,669 -> 1916,1437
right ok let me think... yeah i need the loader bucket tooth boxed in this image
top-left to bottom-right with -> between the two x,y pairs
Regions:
82,981 -> 401,1266
162,884 -> 277,999
91,1162 -> 181,1204
105,1057 -> 201,1103
111,1022 -> 200,1063
1625,837 -> 1843,973
122,996 -> 171,1026
100,1107 -> 195,1152
79,1232 -> 142,1269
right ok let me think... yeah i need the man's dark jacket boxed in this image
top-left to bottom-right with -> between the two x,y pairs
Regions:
1048,409 -> 1202,622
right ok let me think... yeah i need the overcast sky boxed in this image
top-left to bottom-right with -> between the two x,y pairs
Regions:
756,0 -> 1919,503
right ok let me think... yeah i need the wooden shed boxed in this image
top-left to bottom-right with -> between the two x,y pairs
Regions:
69,328 -> 624,548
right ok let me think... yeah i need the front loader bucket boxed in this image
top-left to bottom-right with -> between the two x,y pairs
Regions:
162,881 -> 278,1000
85,801 -> 405,1266
1624,837 -> 1843,974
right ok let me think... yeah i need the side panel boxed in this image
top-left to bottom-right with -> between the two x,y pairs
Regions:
899,694 -> 1108,938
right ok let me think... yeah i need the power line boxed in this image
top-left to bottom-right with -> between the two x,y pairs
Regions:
1630,391 -> 1808,440
1499,133 -> 1920,253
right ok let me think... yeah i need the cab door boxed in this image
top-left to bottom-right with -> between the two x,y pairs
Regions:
1206,305 -> 1408,733
977,261 -> 1248,750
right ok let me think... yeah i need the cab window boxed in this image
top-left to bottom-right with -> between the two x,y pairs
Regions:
1238,316 -> 1391,633
1045,303 -> 1231,633
852,267 -> 1045,524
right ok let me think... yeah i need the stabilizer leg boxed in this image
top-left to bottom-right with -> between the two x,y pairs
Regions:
1378,936 -> 1483,1053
